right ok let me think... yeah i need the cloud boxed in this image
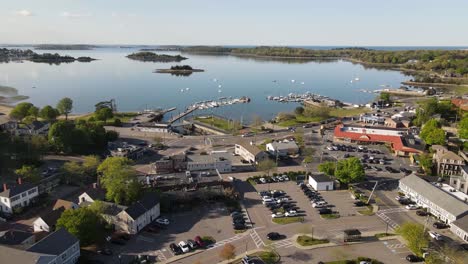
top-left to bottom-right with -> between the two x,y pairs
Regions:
15,10 -> 34,17
61,12 -> 92,18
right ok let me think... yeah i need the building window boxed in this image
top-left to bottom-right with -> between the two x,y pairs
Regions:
28,189 -> 36,195
22,193 -> 26,197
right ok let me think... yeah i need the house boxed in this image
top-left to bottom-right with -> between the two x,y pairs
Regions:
432,145 -> 465,176
308,174 -> 334,191
186,153 -> 232,173
266,140 -> 299,157
114,192 -> 160,234
333,124 -> 425,157
98,202 -> 127,229
0,230 -> 35,249
449,166 -> 468,194
0,179 -> 39,214
399,174 -> 468,224
33,207 -> 65,232
235,141 -> 268,164
53,199 -> 78,211
0,121 -> 50,137
450,214 -> 468,242
0,245 -> 57,264
77,184 -> 106,205
27,228 -> 80,264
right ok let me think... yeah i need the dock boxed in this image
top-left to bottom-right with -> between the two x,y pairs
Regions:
167,107 -> 197,124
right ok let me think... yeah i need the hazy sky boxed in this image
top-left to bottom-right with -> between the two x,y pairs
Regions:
2,0 -> 468,46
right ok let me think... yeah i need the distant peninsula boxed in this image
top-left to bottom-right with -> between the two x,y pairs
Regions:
33,44 -> 97,50
155,65 -> 204,76
0,48 -> 96,64
126,51 -> 187,62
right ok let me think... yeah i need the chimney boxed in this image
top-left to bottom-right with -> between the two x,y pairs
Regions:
18,178 -> 22,185
92,183 -> 97,189
3,184 -> 7,192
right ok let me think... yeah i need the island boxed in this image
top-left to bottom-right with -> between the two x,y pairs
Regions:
0,48 -> 96,64
154,65 -> 204,76
126,51 -> 187,62
33,44 -> 97,50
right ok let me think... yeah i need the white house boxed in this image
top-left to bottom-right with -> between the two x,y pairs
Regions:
78,184 -> 106,205
186,153 -> 232,173
33,207 -> 65,232
0,180 -> 38,215
399,174 -> 468,224
308,174 -> 334,191
266,140 -> 299,157
234,141 -> 268,164
27,228 -> 80,264
115,192 -> 160,234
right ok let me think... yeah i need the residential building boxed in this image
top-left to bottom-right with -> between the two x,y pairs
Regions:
234,141 -> 268,164
0,245 -> 57,264
399,174 -> 468,224
52,199 -> 79,211
186,153 -> 232,173
114,192 -> 160,234
33,207 -> 65,232
333,124 -> 425,157
27,228 -> 80,264
359,114 -> 385,125
0,230 -> 35,249
308,174 -> 334,191
266,140 -> 299,157
77,184 -> 106,205
432,145 -> 465,176
0,121 -> 50,137
449,166 -> 468,194
450,214 -> 468,242
0,180 -> 39,214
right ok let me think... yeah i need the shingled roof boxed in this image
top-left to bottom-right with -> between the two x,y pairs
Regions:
123,192 -> 160,220
0,183 -> 37,198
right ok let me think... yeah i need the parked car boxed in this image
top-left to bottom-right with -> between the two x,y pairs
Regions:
170,243 -> 183,255
267,232 -> 283,240
433,222 -> 449,229
231,211 -> 243,217
405,254 -> 423,262
312,201 -> 327,208
187,239 -> 199,250
97,248 -> 113,256
271,212 -> 285,218
110,238 -> 126,245
285,210 -> 297,217
354,201 -> 367,207
428,231 -> 443,241
178,241 -> 190,253
406,204 -> 419,210
233,224 -> 246,230
416,210 -> 428,216
156,217 -> 170,225
318,208 -> 332,215
194,236 -> 206,248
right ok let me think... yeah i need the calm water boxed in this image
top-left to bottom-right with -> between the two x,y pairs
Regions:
0,47 -> 411,121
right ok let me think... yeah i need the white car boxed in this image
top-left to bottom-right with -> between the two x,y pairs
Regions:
178,241 -> 190,253
156,218 -> 170,225
406,204 -> 418,210
259,178 -> 267,184
276,197 -> 289,203
312,201 -> 327,208
428,231 -> 443,241
271,212 -> 285,218
285,210 -> 297,217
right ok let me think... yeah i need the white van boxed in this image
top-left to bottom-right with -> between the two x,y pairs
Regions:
312,201 -> 327,208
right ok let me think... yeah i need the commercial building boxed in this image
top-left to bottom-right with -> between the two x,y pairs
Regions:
186,153 -> 232,173
108,141 -> 145,160
266,140 -> 299,157
333,124 -> 425,157
449,166 -> 468,194
235,141 -> 268,164
115,192 -> 160,234
0,180 -> 39,215
399,174 -> 468,224
432,145 -> 465,176
152,154 -> 187,174
308,174 -> 334,191
450,215 -> 468,242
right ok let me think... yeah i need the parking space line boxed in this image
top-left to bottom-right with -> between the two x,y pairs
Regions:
272,239 -> 293,248
250,229 -> 265,248
208,233 -> 249,250
155,250 -> 167,261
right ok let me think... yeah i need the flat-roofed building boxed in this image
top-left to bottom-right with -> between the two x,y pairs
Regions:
235,141 -> 268,164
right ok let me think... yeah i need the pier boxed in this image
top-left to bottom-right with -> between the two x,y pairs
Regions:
167,107 -> 197,124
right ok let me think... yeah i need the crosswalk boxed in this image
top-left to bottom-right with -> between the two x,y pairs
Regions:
208,233 -> 249,250
250,229 -> 265,248
375,208 -> 407,230
382,241 -> 410,255
272,239 -> 294,248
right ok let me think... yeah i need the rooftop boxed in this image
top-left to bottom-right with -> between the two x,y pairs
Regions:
187,152 -> 231,164
27,228 -> 78,256
123,192 -> 160,220
451,214 -> 468,232
0,183 -> 37,198
236,140 -> 264,156
309,174 -> 333,183
37,207 -> 65,227
399,174 -> 468,217
0,230 -> 34,246
0,245 -> 55,264
267,140 -> 299,151
52,199 -> 76,210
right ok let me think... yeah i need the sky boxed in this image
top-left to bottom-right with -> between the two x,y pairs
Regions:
1,0 -> 468,46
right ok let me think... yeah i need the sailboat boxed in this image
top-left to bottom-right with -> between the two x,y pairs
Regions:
185,87 -> 190,91
354,77 -> 360,81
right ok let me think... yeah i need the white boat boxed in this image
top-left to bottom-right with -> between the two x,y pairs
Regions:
218,89 -> 222,93
355,77 -> 360,81
180,89 -> 184,92
213,78 -> 217,82
301,82 -> 305,85
291,79 -> 296,83
185,87 -> 190,91
218,84 -> 222,88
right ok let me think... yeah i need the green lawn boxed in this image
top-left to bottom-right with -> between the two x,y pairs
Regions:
296,235 -> 329,246
272,216 -> 304,224
276,107 -> 370,127
320,213 -> 340,219
330,107 -> 370,117
357,205 -> 375,216
454,85 -> 468,95
375,233 -> 395,238
194,116 -> 232,131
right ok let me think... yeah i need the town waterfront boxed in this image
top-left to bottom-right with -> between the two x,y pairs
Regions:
0,47 -> 411,121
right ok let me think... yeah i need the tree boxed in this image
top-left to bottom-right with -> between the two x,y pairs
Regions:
295,106 -> 305,116
459,115 -> 468,139
334,157 -> 365,184
380,92 -> 391,103
9,102 -> 35,120
318,161 -> 336,176
98,157 -> 141,204
82,155 -> 100,176
56,207 -> 102,246
28,106 -> 39,120
61,161 -> 84,185
48,121 -> 76,153
15,165 -> 41,183
40,105 -> 59,122
219,243 -> 236,261
418,153 -> 433,175
56,97 -> 73,120
257,159 -> 277,177
95,107 -> 113,121
396,222 -> 429,256
420,119 -> 445,145
276,112 -> 295,122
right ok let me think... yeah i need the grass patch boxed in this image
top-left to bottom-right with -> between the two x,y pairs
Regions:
195,116 -> 232,131
375,233 -> 395,238
276,106 -> 370,127
329,107 -> 370,117
454,85 -> 468,95
234,229 -> 248,234
201,236 -> 216,245
358,205 -> 375,216
272,216 -> 303,225
277,116 -> 323,127
320,213 -> 340,219
296,235 -> 329,246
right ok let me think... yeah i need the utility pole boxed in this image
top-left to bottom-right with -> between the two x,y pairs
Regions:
367,181 -> 379,204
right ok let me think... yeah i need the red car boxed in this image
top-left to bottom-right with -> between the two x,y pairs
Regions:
194,236 -> 206,248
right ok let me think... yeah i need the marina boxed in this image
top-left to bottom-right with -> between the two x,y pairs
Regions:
267,92 -> 344,107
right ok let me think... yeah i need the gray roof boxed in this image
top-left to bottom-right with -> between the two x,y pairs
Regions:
309,174 -> 333,183
399,174 -> 468,217
0,183 -> 37,198
236,140 -> 264,156
0,230 -> 34,246
27,228 -> 79,256
0,245 -> 55,264
268,141 -> 299,151
187,153 -> 231,164
38,207 -> 65,227
124,192 -> 160,220
451,214 -> 468,232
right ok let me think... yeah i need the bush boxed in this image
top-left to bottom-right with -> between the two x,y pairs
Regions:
201,236 -> 216,245
296,235 -> 329,246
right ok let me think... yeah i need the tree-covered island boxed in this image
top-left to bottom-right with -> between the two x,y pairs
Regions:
155,65 -> 204,76
126,51 -> 187,62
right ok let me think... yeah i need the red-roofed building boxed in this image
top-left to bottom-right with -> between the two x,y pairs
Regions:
333,124 -> 425,156
451,98 -> 468,111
